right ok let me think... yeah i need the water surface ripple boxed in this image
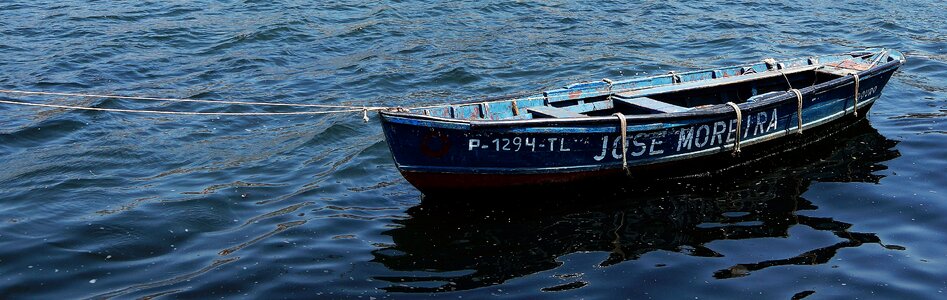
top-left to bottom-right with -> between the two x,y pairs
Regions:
1,1 -> 945,299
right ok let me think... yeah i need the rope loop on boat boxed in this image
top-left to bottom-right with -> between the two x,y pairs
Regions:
724,102 -> 742,155
790,89 -> 804,134
612,112 -> 631,176
852,73 -> 860,117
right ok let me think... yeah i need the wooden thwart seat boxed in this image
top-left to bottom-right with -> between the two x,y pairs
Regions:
527,106 -> 587,118
612,96 -> 689,114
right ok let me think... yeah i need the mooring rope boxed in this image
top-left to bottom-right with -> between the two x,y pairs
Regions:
0,88 -> 549,117
851,73 -> 860,117
0,89 -> 378,109
612,112 -> 631,176
0,98 -> 381,116
0,89 -> 392,119
790,89 -> 804,134
779,70 -> 793,90
724,102 -> 742,155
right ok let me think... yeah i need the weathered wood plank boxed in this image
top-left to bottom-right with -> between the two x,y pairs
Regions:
613,96 -> 690,113
527,106 -> 587,118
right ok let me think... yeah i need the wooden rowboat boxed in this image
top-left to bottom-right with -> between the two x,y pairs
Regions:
379,49 -> 904,194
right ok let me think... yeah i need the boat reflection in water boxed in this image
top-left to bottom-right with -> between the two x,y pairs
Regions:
371,120 -> 902,293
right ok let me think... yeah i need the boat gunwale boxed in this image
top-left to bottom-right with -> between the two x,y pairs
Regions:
379,50 -> 904,128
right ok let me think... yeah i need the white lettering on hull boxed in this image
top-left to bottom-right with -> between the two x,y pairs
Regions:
465,107 -> 787,163
678,108 -> 778,152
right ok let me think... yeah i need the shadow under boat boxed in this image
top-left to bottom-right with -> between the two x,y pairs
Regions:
370,119 -> 902,293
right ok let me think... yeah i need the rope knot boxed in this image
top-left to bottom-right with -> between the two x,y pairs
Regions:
667,71 -> 681,84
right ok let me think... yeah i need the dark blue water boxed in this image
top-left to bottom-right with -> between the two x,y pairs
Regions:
1,1 -> 945,299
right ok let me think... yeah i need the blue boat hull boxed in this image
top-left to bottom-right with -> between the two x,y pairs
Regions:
380,51 -> 903,193
390,104 -> 875,194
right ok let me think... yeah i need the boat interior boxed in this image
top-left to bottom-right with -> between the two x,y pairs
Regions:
406,50 -> 893,121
